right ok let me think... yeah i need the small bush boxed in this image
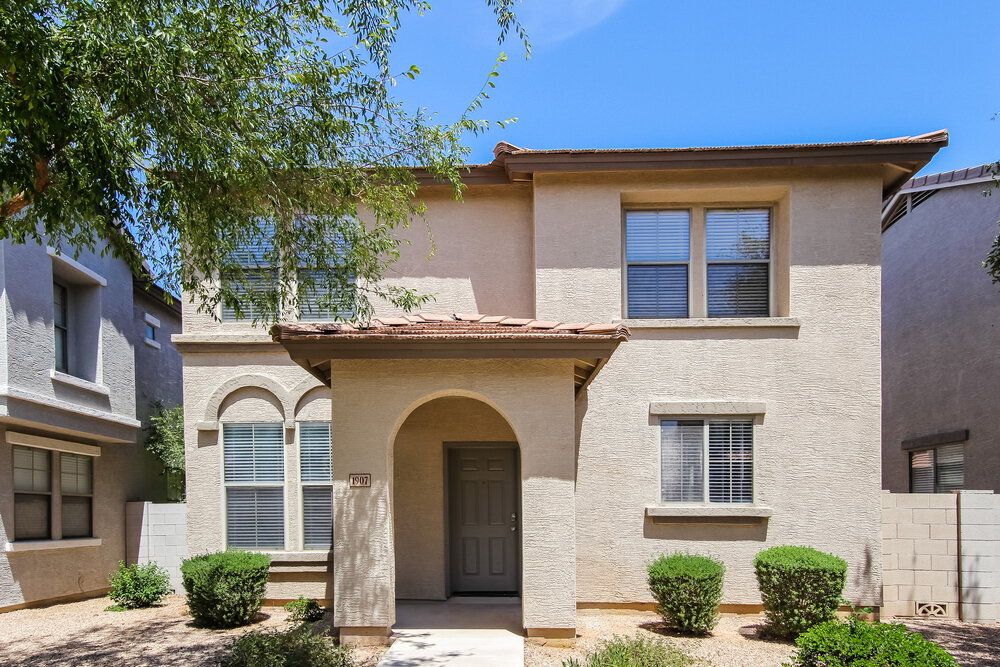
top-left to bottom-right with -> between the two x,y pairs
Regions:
791,617 -> 957,666
647,553 -> 724,634
562,635 -> 694,667
220,624 -> 354,667
180,550 -> 270,628
107,561 -> 172,609
754,545 -> 847,638
285,596 -> 324,623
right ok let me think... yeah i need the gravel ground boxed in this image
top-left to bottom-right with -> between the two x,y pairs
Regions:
524,610 -> 796,667
0,594 -> 386,667
524,610 -> 1000,666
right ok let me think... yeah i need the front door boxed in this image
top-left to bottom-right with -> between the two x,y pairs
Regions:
448,446 -> 519,594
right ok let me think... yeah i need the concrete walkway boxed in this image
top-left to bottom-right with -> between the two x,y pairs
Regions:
377,598 -> 524,666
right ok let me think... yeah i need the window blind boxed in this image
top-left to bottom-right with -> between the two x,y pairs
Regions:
224,423 -> 285,549
302,486 -> 333,550
626,211 -> 690,318
934,443 -> 964,492
61,496 -> 92,538
909,450 -> 934,493
221,269 -> 280,321
14,494 -> 49,540
660,420 -> 704,502
13,446 -> 50,492
300,422 -> 332,550
61,453 -> 93,495
297,269 -> 353,322
708,420 -> 753,504
706,209 -> 770,317
13,446 -> 51,540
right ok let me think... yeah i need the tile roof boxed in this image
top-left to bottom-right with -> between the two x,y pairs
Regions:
901,163 -> 996,191
272,313 -> 631,342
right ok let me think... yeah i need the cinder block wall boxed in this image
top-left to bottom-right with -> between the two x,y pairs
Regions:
125,501 -> 188,591
881,492 -> 959,618
882,491 -> 1000,622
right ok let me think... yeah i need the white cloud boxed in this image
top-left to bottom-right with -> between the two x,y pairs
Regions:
519,0 -> 629,44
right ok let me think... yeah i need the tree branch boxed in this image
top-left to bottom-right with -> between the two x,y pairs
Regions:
1,156 -> 51,218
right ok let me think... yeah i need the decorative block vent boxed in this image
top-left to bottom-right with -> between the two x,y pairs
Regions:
915,602 -> 948,617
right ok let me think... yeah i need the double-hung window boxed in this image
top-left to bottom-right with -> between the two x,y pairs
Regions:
222,225 -> 278,321
224,423 -> 285,549
660,419 -> 754,504
53,282 -> 69,373
61,453 -> 93,538
625,208 -> 771,318
13,446 -> 52,540
299,422 -> 333,550
910,444 -> 963,493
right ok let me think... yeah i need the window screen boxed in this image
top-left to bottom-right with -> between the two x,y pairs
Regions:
661,419 -> 754,504
299,422 -> 333,550
224,423 -> 285,549
626,211 -> 690,318
706,209 -> 770,317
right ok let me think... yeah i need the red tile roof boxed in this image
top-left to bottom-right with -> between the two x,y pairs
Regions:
272,313 -> 631,342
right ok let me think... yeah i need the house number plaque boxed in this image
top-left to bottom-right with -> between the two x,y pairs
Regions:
349,473 -> 371,488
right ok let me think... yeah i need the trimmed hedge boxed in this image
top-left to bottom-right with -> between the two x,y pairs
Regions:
181,550 -> 270,628
754,546 -> 847,638
791,617 -> 957,666
107,561 -> 172,609
647,553 -> 724,634
220,625 -> 354,667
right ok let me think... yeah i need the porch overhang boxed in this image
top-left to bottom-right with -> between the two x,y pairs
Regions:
271,313 -> 630,393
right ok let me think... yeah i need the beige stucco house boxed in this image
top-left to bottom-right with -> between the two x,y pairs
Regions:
177,132 -> 946,645
882,164 -> 1000,493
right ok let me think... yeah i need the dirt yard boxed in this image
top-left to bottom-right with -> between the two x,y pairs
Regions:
524,609 -> 1000,666
0,594 -> 386,667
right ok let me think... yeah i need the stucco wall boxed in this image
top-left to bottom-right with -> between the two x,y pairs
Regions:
393,396 -> 517,600
882,183 -> 1000,492
532,167 -> 884,605
179,162 -> 886,616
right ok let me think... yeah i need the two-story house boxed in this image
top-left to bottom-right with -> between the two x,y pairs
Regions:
176,131 -> 946,646
882,164 -> 1000,494
0,240 -> 182,611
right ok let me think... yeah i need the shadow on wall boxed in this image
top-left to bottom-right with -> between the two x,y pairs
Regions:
333,475 -> 393,624
643,519 -> 768,542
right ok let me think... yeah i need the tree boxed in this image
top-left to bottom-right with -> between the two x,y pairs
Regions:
0,0 -> 527,322
985,162 -> 1000,285
144,401 -> 185,500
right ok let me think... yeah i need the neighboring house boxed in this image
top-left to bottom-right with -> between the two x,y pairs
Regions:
0,240 -> 182,611
176,131 -> 946,646
882,164 -> 1000,494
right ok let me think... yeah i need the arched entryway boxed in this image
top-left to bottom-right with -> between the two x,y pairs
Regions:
393,396 -> 521,601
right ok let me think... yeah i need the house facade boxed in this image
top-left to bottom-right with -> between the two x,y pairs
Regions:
177,132 -> 946,645
882,165 -> 1000,493
0,240 -> 182,611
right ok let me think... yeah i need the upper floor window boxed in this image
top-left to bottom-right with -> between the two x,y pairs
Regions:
910,443 -> 963,493
53,282 -> 69,373
625,208 -> 771,318
660,419 -> 754,504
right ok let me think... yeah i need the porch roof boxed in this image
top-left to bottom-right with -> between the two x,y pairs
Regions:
270,313 -> 630,391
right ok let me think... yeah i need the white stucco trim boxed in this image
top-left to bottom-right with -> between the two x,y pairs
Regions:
0,385 -> 140,428
7,431 -> 102,457
645,506 -> 773,518
649,401 -> 766,416
49,369 -> 111,396
4,538 -> 103,552
143,312 -> 161,328
618,317 -> 800,329
46,247 -> 108,286
172,333 -> 275,345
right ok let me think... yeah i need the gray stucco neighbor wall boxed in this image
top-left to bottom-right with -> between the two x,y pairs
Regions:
882,182 -> 1000,493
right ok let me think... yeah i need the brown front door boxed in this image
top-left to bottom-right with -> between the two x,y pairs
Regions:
448,447 -> 519,594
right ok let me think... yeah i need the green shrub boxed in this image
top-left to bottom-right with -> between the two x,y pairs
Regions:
562,635 -> 694,667
285,596 -> 324,623
791,617 -> 957,666
754,546 -> 846,638
180,550 -> 270,628
647,553 -> 724,634
219,624 -> 354,667
107,561 -> 172,609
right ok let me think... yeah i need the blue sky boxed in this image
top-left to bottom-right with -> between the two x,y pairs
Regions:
390,0 -> 998,176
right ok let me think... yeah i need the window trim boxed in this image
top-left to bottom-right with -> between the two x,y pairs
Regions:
11,444 -> 98,544
221,422 -> 287,551
622,203 -> 775,319
297,421 -> 333,552
656,414 -> 759,506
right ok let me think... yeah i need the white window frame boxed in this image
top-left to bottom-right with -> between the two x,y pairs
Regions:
623,205 -> 775,319
297,421 -> 333,551
221,422 -> 286,550
658,416 -> 757,505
